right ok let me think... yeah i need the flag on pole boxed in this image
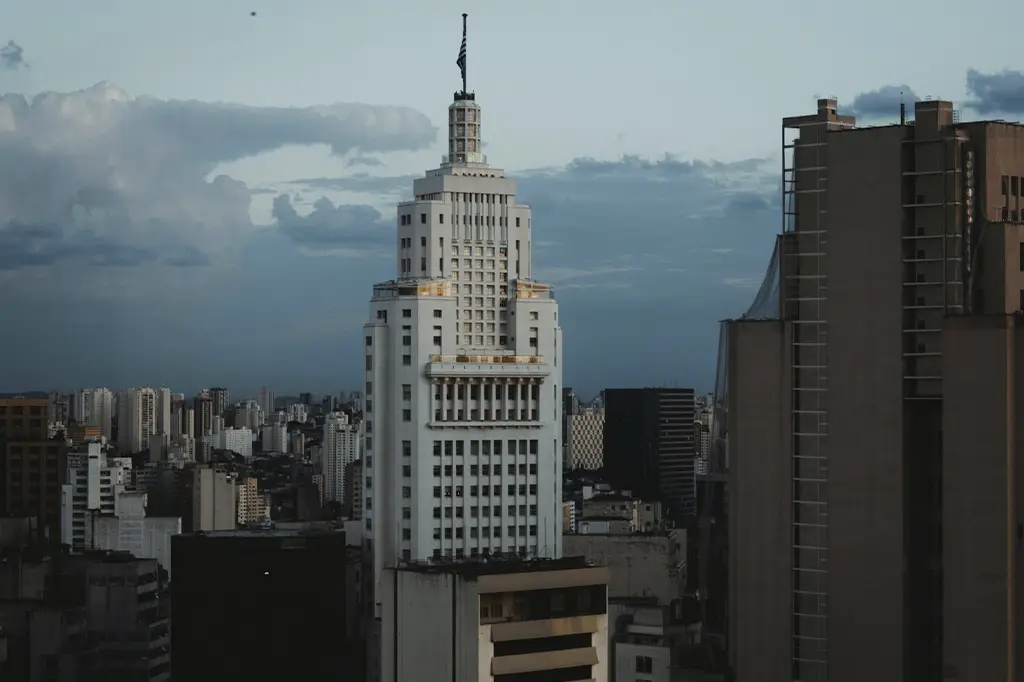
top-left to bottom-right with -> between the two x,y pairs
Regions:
456,21 -> 467,83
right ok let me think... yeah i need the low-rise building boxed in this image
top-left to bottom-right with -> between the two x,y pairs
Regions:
379,556 -> 610,682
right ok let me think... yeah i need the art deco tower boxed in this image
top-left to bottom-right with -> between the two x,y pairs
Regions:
361,15 -> 563,589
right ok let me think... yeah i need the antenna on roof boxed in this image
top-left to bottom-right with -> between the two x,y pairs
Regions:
900,91 -> 906,125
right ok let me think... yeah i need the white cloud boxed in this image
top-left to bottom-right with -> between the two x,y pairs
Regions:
0,82 -> 435,272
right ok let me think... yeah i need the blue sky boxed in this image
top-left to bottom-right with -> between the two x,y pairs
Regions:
1,0 -> 1024,399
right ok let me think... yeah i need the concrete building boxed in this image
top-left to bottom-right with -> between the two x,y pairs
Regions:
603,389 -> 696,524
323,412 -> 360,505
261,423 -> 286,452
258,386 -> 275,417
59,442 -> 133,551
74,387 -> 114,440
191,467 -> 236,531
208,426 -> 253,460
564,532 -> 685,607
346,459 -> 363,519
236,476 -> 268,526
380,557 -> 609,682
117,387 -> 160,455
92,490 -> 180,578
722,97 -> 1024,682
567,408 -> 604,470
172,528 -> 347,682
361,45 -> 563,575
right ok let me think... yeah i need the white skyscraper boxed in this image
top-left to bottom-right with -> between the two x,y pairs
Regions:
322,412 -> 359,505
75,387 -> 114,440
362,27 -> 562,584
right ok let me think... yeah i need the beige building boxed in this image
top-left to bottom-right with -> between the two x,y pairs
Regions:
236,476 -> 268,526
379,557 -> 609,682
725,98 -> 1024,682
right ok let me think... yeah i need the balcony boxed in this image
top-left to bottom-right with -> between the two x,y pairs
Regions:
426,355 -> 550,379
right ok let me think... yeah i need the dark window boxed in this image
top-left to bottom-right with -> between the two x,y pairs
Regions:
402,309 -> 412,318
421,213 -> 427,224
403,355 -> 412,366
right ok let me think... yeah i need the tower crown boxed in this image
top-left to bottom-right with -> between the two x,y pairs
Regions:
443,92 -> 487,167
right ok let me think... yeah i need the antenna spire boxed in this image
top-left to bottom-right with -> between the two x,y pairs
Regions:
456,14 -> 468,94
900,91 -> 906,125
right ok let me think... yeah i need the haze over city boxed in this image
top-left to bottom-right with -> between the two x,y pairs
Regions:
2,0 -> 1024,398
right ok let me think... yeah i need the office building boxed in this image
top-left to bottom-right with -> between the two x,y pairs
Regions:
171,529 -> 347,682
0,396 -> 67,535
258,386 -> 275,417
567,407 -> 604,470
208,387 -> 229,417
380,557 -> 609,682
722,98 -> 1024,682
603,388 -> 696,523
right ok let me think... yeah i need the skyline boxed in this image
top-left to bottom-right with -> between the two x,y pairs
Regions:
2,2 -> 1024,396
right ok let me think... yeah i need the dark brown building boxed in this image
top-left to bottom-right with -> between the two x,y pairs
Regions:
724,98 -> 1024,682
0,397 -> 66,537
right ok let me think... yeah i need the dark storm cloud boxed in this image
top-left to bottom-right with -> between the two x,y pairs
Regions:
965,69 -> 1024,115
0,82 -> 435,270
0,41 -> 26,70
272,194 -> 391,250
847,85 -> 918,119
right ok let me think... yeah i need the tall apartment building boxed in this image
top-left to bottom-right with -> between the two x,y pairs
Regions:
362,22 -> 564,679
75,387 -> 114,440
191,467 -> 237,532
0,396 -> 67,535
323,412 -> 360,505
117,387 -> 158,454
154,387 -> 171,437
723,98 -> 1024,682
603,388 -> 696,523
208,387 -> 229,417
258,386 -> 275,416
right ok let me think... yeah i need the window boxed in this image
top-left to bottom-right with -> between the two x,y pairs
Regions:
1019,242 -> 1024,271
403,336 -> 411,346
402,385 -> 412,401
365,381 -> 372,395
433,486 -> 441,498
433,309 -> 442,318
515,217 -> 521,227
421,236 -> 427,246
402,529 -> 411,540
365,335 -> 372,346
403,409 -> 411,422
403,355 -> 412,366
636,656 -> 653,674
402,507 -> 411,519
365,355 -> 373,371
402,308 -> 412,318
403,465 -> 411,477
421,213 -> 427,224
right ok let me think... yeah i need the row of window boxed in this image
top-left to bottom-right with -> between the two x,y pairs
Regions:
434,439 -> 540,456
434,463 -> 538,476
438,383 -> 540,402
1001,174 -> 1024,197
434,504 -> 538,518
434,409 -> 540,422
432,546 -> 535,560
434,484 -> 539,497
399,213 -> 523,228
433,525 -> 538,539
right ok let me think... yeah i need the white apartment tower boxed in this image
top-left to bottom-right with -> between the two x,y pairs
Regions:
362,23 -> 563,591
323,412 -> 360,505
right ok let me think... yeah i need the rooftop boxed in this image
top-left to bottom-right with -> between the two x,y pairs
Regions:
180,528 -> 343,539
399,554 -> 594,578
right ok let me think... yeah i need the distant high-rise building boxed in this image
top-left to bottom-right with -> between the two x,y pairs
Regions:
567,407 -> 605,470
322,412 -> 359,505
48,391 -> 69,425
75,387 -> 114,440
154,387 -> 171,437
722,98 -> 1024,682
59,442 -> 133,551
117,387 -> 158,454
208,387 -> 229,417
258,386 -> 275,416
603,388 -> 696,522
298,392 -> 313,406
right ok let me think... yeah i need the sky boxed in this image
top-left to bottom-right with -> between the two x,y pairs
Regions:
2,0 -> 1024,399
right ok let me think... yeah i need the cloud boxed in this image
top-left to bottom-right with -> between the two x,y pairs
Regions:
965,69 -> 1024,115
0,41 -> 26,70
0,81 -> 435,271
848,85 -> 917,119
346,155 -> 385,168
272,194 -> 391,254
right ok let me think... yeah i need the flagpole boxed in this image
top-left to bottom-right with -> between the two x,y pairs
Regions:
461,13 -> 468,94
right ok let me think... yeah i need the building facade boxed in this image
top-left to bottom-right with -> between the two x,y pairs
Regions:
724,98 -> 1024,682
323,412 -> 360,505
361,83 -> 564,570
